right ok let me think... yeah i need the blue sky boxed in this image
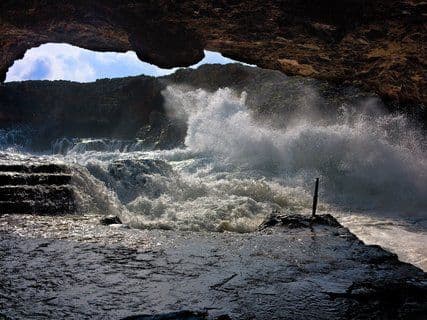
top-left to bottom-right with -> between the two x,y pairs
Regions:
5,43 -> 243,82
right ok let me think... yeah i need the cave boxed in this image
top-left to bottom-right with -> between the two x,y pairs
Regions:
1,0 -> 426,104
0,42 -> 252,150
0,2 -> 426,319
5,43 -> 243,82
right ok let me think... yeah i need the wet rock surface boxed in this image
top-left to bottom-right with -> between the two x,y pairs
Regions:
0,160 -> 75,215
121,310 -> 225,320
258,213 -> 341,230
100,215 -> 122,226
0,213 -> 425,319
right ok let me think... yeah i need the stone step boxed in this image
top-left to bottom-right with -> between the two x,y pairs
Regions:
0,200 -> 75,215
0,163 -> 70,174
0,173 -> 72,186
0,162 -> 77,215
0,186 -> 74,202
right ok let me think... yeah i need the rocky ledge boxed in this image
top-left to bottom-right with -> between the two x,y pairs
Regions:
0,213 -> 425,319
1,1 -> 426,105
0,161 -> 75,215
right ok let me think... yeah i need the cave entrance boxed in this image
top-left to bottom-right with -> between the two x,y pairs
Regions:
5,43 -> 244,82
1,42 -> 254,151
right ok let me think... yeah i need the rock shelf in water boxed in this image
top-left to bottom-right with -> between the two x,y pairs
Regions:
0,212 -> 425,319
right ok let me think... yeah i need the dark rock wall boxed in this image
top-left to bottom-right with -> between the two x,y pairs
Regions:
0,76 -> 166,147
1,64 -> 384,149
2,64 -> 425,150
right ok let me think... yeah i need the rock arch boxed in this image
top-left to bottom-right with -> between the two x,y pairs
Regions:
1,0 -> 426,104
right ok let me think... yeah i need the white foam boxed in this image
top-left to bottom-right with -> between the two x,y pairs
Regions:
46,86 -> 426,232
163,86 -> 427,213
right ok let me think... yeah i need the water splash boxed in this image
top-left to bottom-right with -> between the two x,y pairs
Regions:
0,126 -> 35,152
0,86 -> 426,231
37,85 -> 423,234
163,86 -> 427,215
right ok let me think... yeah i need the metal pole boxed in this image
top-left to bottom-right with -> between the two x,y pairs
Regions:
312,178 -> 319,217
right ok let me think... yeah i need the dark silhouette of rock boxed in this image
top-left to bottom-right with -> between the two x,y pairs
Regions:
100,215 -> 122,226
258,213 -> 342,230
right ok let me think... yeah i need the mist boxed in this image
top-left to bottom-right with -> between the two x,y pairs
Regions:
163,86 -> 427,217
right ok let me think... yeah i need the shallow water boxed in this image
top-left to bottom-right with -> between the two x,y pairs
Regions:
1,213 -> 425,319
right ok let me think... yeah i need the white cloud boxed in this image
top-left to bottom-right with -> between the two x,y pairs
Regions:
5,43 -> 250,82
6,43 -> 97,82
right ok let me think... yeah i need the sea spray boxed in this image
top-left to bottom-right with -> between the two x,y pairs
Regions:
163,86 -> 427,215
70,164 -> 126,217
0,126 -> 35,152
55,85 -> 426,231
